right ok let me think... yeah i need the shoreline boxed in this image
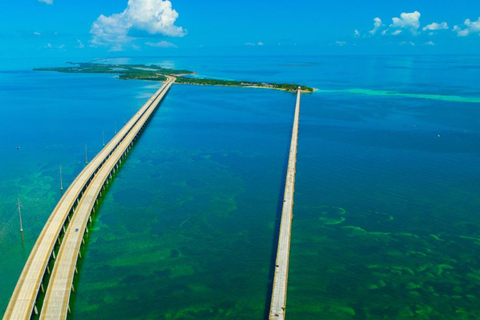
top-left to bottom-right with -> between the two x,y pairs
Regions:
34,62 -> 315,93
173,81 -> 315,93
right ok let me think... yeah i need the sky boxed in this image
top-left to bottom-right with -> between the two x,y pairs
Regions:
1,0 -> 480,58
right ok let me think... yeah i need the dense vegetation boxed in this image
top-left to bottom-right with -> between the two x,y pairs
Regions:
35,62 -> 314,92
34,62 -> 192,81
175,77 -> 313,92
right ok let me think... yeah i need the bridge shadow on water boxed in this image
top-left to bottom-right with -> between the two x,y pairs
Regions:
263,141 -> 291,319
69,134 -> 140,319
68,98 -> 165,319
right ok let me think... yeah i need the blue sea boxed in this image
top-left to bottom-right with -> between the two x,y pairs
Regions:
1,55 -> 480,319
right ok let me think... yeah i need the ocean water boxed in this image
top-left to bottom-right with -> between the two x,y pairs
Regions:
1,55 -> 480,319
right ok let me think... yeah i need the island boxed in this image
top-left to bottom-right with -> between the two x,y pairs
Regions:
34,62 -> 314,93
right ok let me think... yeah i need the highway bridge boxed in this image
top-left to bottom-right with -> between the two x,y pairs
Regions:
3,77 -> 174,320
269,89 -> 301,320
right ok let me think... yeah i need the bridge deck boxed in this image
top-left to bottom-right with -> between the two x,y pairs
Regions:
3,77 -> 174,320
39,78 -> 174,319
269,89 -> 301,320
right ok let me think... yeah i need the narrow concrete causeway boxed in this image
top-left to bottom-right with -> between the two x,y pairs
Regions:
3,77 -> 174,320
269,89 -> 301,320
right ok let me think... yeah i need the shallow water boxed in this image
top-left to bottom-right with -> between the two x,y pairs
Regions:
69,84 -> 294,319
1,55 -> 480,319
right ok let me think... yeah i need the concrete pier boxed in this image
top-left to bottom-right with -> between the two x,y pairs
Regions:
3,77 -> 174,320
269,89 -> 301,320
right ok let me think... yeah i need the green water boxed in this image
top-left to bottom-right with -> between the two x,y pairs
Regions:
316,88 -> 480,104
287,91 -> 480,319
69,85 -> 295,319
2,55 -> 480,319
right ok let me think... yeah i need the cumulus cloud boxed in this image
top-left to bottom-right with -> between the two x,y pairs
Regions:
33,31 -> 41,36
454,18 -> 480,37
369,17 -> 382,35
390,11 -> 421,34
91,0 -> 186,49
423,22 -> 449,31
39,0 -> 53,4
145,40 -> 177,48
364,12 -> 422,37
425,41 -> 435,46
354,29 -> 360,37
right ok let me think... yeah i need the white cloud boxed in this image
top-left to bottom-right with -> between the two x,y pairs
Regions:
365,12 -> 421,36
257,41 -> 264,46
75,39 -> 85,49
33,31 -> 41,36
390,11 -> 421,34
44,43 -> 65,49
245,42 -> 264,46
335,41 -> 347,46
454,18 -> 480,37
423,22 -> 448,31
369,17 -> 382,35
38,0 -> 53,4
145,40 -> 177,48
354,29 -> 360,37
400,41 -> 415,46
91,0 -> 186,48
425,41 -> 435,46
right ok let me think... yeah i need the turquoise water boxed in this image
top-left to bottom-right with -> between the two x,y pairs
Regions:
1,56 -> 480,319
69,84 -> 294,319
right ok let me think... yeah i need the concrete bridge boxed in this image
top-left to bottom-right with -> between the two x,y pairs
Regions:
3,77 -> 175,320
269,89 -> 301,320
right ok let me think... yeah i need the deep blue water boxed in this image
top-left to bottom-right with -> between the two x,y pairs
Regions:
1,55 -> 480,319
